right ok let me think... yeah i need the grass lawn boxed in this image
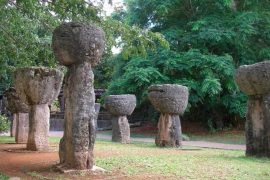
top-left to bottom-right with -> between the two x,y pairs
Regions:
100,129 -> 246,145
188,130 -> 245,145
0,135 -> 269,179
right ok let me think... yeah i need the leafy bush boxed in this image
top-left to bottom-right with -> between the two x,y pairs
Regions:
0,115 -> 10,133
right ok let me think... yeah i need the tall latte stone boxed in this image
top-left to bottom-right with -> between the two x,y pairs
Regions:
148,84 -> 189,147
52,22 -> 105,170
14,67 -> 63,151
4,88 -> 29,143
105,95 -> 136,143
235,61 -> 270,157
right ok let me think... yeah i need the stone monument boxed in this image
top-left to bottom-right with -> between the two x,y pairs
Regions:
148,84 -> 189,147
14,67 -> 63,151
105,94 -> 136,143
52,22 -> 105,170
235,61 -> 270,157
4,87 -> 29,143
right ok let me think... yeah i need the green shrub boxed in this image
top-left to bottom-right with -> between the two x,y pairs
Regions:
0,115 -> 10,133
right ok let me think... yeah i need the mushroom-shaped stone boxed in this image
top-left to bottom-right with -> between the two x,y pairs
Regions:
148,84 -> 189,147
14,67 -> 63,151
4,88 -> 29,143
235,60 -> 270,157
105,94 -> 136,143
52,22 -> 105,171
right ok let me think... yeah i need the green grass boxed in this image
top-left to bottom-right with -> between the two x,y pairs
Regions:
0,136 -> 14,143
188,131 -> 245,145
0,136 -> 62,144
0,172 -> 9,180
95,141 -> 270,179
0,135 -> 269,179
99,130 -> 155,138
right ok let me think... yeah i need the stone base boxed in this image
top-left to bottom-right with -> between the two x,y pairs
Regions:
155,114 -> 182,147
111,116 -> 130,143
27,104 -> 50,151
246,95 -> 270,157
55,165 -> 105,174
15,112 -> 29,144
11,114 -> 17,137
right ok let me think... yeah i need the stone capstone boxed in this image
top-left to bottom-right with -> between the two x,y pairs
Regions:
4,88 -> 29,143
104,95 -> 136,116
52,22 -> 105,66
4,87 -> 29,113
235,61 -> 270,95
148,84 -> 189,114
13,67 -> 63,106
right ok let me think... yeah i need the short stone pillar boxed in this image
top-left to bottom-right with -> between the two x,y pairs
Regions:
235,61 -> 270,157
4,88 -> 29,143
94,103 -> 101,130
148,84 -> 189,147
104,95 -> 136,143
11,114 -> 17,137
14,67 -> 63,151
52,22 -> 105,170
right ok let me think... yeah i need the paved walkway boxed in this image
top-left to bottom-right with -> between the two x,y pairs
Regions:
49,131 -> 245,151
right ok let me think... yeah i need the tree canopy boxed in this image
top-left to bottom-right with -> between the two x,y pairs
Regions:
0,0 -> 168,92
107,0 -> 270,129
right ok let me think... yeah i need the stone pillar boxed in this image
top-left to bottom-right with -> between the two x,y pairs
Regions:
52,22 -> 105,170
4,88 -> 29,143
235,61 -> 270,157
14,67 -> 63,151
11,114 -> 17,137
15,112 -> 29,143
148,84 -> 189,147
94,103 -> 101,130
104,95 -> 136,143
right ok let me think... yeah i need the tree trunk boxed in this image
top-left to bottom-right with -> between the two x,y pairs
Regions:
27,104 -> 49,151
246,95 -> 270,157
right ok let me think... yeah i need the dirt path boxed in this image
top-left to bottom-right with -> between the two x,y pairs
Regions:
50,131 -> 246,150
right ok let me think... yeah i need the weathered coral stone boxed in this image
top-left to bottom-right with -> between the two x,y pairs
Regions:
4,88 -> 29,143
235,61 -> 270,157
105,95 -> 136,143
94,103 -> 101,130
52,22 -> 105,170
14,67 -> 63,151
148,84 -> 189,147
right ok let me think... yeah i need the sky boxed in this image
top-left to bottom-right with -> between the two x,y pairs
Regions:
103,0 -> 124,53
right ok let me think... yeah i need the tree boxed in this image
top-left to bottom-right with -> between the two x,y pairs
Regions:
107,0 -> 270,129
0,0 -> 168,93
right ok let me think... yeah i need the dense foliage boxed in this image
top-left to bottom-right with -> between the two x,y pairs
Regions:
108,0 -> 270,128
0,0 -> 168,92
0,115 -> 10,133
